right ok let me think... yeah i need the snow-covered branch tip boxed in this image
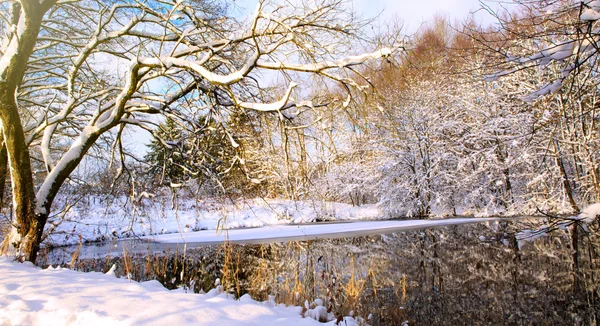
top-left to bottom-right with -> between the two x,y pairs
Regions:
238,82 -> 298,112
483,1 -> 600,101
257,47 -> 398,72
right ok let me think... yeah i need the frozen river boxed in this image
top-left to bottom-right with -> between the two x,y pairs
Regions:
41,216 -> 528,263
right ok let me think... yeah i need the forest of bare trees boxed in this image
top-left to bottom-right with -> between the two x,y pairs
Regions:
1,0 -> 600,264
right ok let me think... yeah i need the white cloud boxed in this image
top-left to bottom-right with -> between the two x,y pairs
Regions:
352,0 -> 501,33
233,0 -> 504,33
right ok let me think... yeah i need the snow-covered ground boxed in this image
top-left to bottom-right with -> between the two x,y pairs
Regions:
42,195 -> 584,248
45,197 -> 383,247
149,217 -> 507,245
0,257 -> 362,326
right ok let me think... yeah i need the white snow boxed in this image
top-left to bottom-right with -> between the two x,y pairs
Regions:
0,257 -> 323,326
257,48 -> 395,72
577,203 -> 600,223
38,195 -> 552,249
542,42 -> 574,61
148,217 -> 505,244
516,203 -> 599,248
44,198 -> 385,247
239,82 -> 297,111
0,8 -> 26,78
549,49 -> 572,61
581,8 -> 600,21
380,48 -> 392,57
548,80 -> 563,93
482,69 -> 515,82
587,0 -> 600,10
523,80 -> 563,101
137,54 -> 251,86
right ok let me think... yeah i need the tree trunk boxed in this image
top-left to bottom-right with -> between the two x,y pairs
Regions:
0,131 -> 8,209
0,1 -> 56,262
0,96 -> 43,262
554,140 -> 579,212
571,222 -> 582,294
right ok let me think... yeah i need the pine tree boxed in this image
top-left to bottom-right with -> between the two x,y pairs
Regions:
145,118 -> 186,185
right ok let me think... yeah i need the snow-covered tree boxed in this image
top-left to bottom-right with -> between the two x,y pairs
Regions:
0,0 -> 395,262
144,113 -> 258,196
477,0 -> 600,211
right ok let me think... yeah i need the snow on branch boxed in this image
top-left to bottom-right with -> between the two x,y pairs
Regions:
257,48 -> 395,72
482,0 -> 600,101
3,0 -> 395,217
516,203 -> 600,249
238,82 -> 297,112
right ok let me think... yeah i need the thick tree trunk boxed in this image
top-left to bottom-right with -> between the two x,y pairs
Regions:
0,1 -> 56,262
0,96 -> 43,262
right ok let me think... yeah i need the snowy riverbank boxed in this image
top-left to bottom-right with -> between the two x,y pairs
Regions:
20,194 -> 595,249
0,257 -> 364,326
148,217 -> 507,244
44,197 -> 383,247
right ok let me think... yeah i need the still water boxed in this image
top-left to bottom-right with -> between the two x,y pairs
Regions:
38,219 -> 599,325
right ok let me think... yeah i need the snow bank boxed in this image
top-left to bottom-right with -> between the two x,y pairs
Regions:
0,257 -> 322,326
45,197 -> 384,247
149,218 -> 504,244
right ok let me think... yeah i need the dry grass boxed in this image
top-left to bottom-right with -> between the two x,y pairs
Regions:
38,220 -> 600,325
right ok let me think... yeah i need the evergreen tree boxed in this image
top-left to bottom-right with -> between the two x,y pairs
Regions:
145,118 -> 186,185
145,112 -> 262,195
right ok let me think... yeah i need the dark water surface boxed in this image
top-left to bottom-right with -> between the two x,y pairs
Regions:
39,217 -> 524,263
37,219 -> 600,325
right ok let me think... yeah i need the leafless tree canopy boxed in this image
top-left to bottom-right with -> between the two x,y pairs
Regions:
0,0 -> 394,261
